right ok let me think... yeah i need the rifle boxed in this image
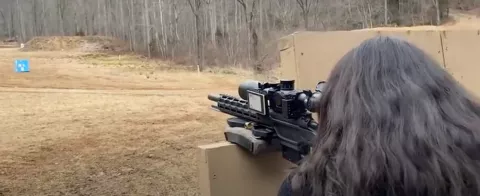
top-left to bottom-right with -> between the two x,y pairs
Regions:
207,80 -> 326,165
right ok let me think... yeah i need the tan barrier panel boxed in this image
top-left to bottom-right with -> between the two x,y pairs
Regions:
198,142 -> 293,196
284,31 -> 379,89
279,30 -> 446,89
198,29 -> 480,196
278,34 -> 298,81
376,29 -> 445,66
441,30 -> 480,96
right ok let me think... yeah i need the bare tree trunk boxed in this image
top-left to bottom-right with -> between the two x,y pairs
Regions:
144,0 -> 151,57
433,0 -> 441,25
153,2 -> 161,56
210,0 -> 217,49
296,0 -> 311,30
159,0 -> 167,56
16,0 -> 26,41
389,0 -> 400,25
0,10 -> 6,36
196,2 -> 203,71
42,0 -> 48,35
384,0 -> 388,25
120,0 -> 125,39
129,0 -> 136,51
187,0 -> 204,72
10,4 -> 15,38
173,1 -> 180,41
367,1 -> 373,27
103,0 -> 108,35
236,0 -> 260,73
58,0 -> 65,36
32,0 -> 38,36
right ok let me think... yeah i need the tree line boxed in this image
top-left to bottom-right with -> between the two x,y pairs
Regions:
0,0 -> 471,72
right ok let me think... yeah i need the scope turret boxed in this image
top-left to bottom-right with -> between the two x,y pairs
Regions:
280,80 -> 294,90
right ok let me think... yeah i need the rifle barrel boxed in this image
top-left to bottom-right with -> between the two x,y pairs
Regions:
208,94 -> 220,102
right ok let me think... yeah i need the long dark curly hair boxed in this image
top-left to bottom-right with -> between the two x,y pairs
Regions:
290,36 -> 480,196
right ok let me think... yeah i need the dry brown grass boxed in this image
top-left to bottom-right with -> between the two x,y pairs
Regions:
0,47 -> 264,196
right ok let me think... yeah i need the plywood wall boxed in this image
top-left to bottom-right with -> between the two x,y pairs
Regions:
198,142 -> 293,196
279,29 -> 480,97
440,30 -> 480,96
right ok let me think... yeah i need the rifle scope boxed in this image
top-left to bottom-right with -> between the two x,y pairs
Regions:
236,80 -> 326,114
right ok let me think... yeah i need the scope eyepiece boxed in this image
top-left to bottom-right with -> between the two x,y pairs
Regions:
302,81 -> 327,113
306,92 -> 322,112
315,81 -> 326,92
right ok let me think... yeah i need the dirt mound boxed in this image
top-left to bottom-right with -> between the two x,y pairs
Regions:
22,36 -> 129,53
354,9 -> 480,32
353,22 -> 478,32
0,37 -> 19,48
352,25 -> 444,32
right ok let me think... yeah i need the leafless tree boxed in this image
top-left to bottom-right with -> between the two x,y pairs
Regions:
187,0 -> 204,71
0,0 -> 454,72
296,0 -> 314,30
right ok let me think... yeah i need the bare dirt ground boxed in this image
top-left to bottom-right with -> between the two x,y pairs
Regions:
0,47 -> 261,196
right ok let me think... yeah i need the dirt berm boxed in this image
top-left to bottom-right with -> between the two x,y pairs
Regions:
21,36 -> 129,53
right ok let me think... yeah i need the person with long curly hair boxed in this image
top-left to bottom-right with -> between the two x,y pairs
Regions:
278,36 -> 480,196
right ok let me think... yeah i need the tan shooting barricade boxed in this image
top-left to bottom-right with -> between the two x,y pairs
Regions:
198,28 -> 480,196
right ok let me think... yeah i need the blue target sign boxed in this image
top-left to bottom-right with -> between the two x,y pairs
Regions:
14,59 -> 30,73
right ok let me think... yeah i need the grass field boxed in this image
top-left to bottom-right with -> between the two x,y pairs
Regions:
0,47 -> 267,195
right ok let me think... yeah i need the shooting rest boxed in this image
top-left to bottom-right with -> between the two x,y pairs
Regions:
198,141 -> 294,196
